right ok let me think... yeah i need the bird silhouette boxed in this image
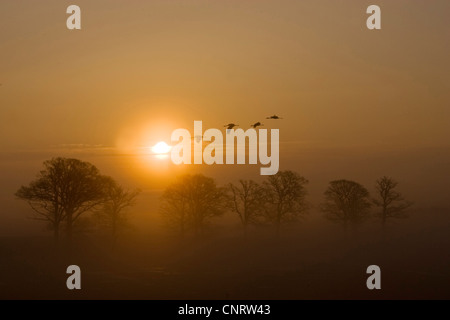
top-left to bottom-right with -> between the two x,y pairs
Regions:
251,122 -> 264,128
224,123 -> 239,130
191,135 -> 203,143
266,115 -> 283,119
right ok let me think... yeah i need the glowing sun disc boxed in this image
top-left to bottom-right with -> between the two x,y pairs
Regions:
151,141 -> 172,154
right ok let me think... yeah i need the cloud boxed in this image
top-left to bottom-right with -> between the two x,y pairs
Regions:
51,143 -> 116,154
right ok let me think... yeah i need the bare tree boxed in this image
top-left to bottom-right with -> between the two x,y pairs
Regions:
160,181 -> 190,238
322,179 -> 371,231
15,168 -> 65,241
228,180 -> 265,237
15,157 -> 110,242
373,176 -> 412,228
160,174 -> 226,237
94,179 -> 140,245
263,170 -> 308,237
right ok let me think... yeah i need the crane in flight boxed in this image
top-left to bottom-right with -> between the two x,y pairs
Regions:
191,135 -> 203,143
224,123 -> 239,130
251,122 -> 264,128
266,115 -> 283,120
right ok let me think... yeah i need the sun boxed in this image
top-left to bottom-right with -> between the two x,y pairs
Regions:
151,141 -> 172,154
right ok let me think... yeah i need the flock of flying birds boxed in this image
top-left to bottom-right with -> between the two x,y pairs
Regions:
192,115 -> 283,143
223,114 -> 283,130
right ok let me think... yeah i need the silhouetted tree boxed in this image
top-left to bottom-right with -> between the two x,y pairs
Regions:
160,180 -> 190,238
15,157 -> 110,242
160,174 -> 226,237
373,176 -> 412,228
94,178 -> 140,245
263,170 -> 308,237
228,180 -> 265,237
322,179 -> 371,231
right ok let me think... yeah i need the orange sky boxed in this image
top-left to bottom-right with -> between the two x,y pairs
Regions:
0,1 -> 450,235
1,0 -> 449,151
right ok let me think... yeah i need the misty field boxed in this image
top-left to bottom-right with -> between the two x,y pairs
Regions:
1,206 -> 448,300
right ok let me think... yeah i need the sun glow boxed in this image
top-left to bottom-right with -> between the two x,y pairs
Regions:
151,141 -> 172,154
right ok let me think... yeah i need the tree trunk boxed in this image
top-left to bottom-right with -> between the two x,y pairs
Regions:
275,218 -> 281,239
112,218 -> 117,249
180,221 -> 185,239
343,221 -> 349,242
66,211 -> 73,248
381,207 -> 387,241
193,219 -> 200,239
53,224 -> 60,245
351,223 -> 358,239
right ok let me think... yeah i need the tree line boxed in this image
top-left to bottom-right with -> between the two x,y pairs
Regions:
15,157 -> 412,242
161,172 -> 412,238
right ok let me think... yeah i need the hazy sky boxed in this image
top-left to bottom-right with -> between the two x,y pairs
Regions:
1,0 -> 449,151
1,1 -> 450,234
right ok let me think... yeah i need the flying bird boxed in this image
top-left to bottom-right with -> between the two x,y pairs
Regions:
191,135 -> 203,143
224,123 -> 239,130
266,115 -> 283,119
251,122 -> 264,128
